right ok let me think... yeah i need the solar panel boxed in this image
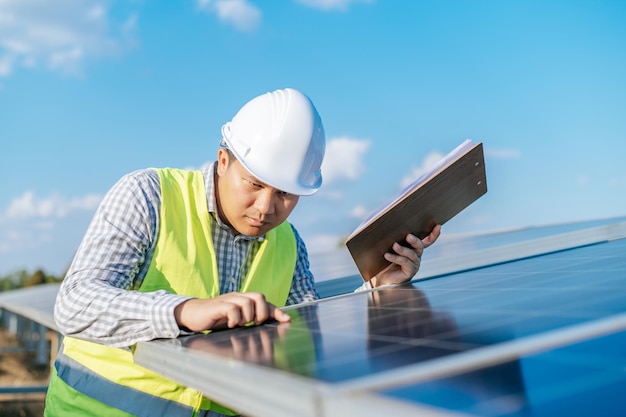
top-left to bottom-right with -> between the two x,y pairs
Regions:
134,220 -> 626,417
377,329 -> 626,417
0,282 -> 60,331
314,216 -> 626,297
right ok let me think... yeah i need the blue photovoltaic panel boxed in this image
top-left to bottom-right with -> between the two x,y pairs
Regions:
381,329 -> 626,417
314,216 -> 626,297
364,237 -> 626,416
423,216 -> 626,259
134,222 -> 626,417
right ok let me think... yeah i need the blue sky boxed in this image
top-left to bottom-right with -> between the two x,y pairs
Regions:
1,0 -> 625,277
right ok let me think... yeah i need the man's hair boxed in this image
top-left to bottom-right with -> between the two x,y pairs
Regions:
219,140 -> 236,164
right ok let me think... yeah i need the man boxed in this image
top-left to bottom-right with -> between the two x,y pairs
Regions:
44,88 -> 440,416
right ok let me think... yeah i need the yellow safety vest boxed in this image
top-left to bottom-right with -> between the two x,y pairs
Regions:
45,168 -> 297,417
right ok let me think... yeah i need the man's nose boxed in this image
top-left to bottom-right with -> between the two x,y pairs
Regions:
254,189 -> 276,215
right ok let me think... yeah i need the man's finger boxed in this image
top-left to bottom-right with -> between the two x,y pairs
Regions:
225,302 -> 243,328
222,292 -> 270,326
238,295 -> 257,325
248,293 -> 269,325
422,224 -> 441,248
404,235 -> 424,257
269,305 -> 291,323
393,241 -> 420,263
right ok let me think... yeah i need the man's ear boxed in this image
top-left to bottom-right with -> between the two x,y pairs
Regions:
216,148 -> 230,176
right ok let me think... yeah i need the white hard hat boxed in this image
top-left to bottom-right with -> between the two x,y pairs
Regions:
221,88 -> 326,196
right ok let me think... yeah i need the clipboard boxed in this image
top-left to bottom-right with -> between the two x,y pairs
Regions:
345,140 -> 487,281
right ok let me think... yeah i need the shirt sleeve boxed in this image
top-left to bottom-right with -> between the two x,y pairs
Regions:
53,169 -> 191,348
285,225 -> 320,305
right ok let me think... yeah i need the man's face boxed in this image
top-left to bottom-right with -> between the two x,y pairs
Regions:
216,149 -> 300,237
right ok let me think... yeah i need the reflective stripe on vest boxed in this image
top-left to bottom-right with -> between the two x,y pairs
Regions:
47,168 -> 297,416
48,349 -> 194,417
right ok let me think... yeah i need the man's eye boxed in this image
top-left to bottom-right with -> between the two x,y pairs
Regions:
244,179 -> 262,188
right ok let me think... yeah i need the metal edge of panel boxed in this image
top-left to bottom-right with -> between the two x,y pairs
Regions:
414,220 -> 626,281
331,312 -> 626,394
1,306 -> 58,331
134,338 -> 474,417
319,384 -> 479,417
133,339 -> 327,417
0,283 -> 60,331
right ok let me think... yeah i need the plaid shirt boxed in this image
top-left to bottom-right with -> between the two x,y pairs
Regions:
54,163 -> 319,348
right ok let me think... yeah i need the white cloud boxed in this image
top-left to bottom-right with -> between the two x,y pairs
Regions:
0,53 -> 12,76
48,46 -> 83,71
121,12 -> 138,36
350,204 -> 368,220
197,0 -> 261,32
87,4 -> 106,20
35,220 -> 56,231
0,228 -> 35,253
321,136 -> 371,184
608,176 -> 626,188
576,175 -> 590,187
321,189 -> 343,200
295,0 -> 374,12
2,191 -> 102,221
399,151 -> 445,189
305,233 -> 343,252
0,0 -> 138,77
485,147 -> 522,159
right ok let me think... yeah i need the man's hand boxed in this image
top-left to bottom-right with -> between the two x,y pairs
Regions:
370,224 -> 441,288
174,292 -> 291,332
